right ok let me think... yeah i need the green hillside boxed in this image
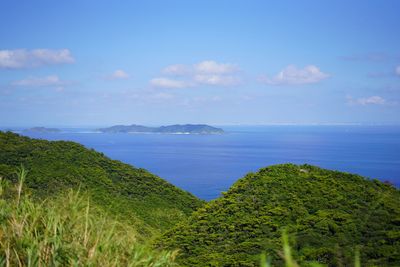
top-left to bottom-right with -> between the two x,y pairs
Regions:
159,164 -> 400,266
2,132 -> 399,266
0,131 -> 203,236
0,171 -> 178,266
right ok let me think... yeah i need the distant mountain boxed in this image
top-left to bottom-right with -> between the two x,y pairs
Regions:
97,124 -> 224,134
0,131 -> 203,236
97,124 -> 153,133
23,127 -> 61,133
156,124 -> 224,134
159,164 -> 400,266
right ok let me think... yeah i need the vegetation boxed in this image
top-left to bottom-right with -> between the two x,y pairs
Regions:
0,131 -> 203,237
1,168 -> 359,267
159,164 -> 400,266
2,132 -> 399,266
0,168 -> 177,266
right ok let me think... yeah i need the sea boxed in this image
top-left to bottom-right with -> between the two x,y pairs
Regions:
7,125 -> 400,200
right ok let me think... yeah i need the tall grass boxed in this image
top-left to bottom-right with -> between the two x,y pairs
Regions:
0,168 -> 177,266
260,230 -> 361,267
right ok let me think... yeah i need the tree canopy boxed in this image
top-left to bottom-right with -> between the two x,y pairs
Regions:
159,164 -> 400,266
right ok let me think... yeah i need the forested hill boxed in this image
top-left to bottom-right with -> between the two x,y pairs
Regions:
2,131 -> 399,266
0,131 -> 203,236
159,164 -> 400,266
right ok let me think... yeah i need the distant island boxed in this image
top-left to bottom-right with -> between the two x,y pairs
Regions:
23,127 -> 61,133
97,124 -> 224,134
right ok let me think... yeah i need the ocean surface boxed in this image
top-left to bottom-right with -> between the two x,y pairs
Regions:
8,125 -> 400,200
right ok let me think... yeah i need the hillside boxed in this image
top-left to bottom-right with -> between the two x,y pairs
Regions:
97,124 -> 224,134
0,171 -> 177,266
0,131 -> 203,236
159,164 -> 400,266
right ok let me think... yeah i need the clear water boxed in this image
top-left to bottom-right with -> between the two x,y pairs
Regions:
11,125 -> 400,200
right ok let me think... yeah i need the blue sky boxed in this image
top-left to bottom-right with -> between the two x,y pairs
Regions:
1,0 -> 400,126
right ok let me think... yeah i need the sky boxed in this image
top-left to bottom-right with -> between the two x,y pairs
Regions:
1,0 -> 400,127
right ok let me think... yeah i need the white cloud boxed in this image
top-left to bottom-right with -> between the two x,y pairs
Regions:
194,60 -> 239,74
152,60 -> 241,87
12,75 -> 68,87
357,96 -> 386,105
347,95 -> 386,105
0,49 -> 74,69
396,65 -> 400,76
162,64 -> 191,75
194,74 -> 240,86
110,69 -> 129,79
260,65 -> 329,85
150,77 -> 192,89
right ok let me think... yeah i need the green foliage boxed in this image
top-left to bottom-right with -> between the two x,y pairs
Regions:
2,131 -> 399,266
259,231 -> 358,267
0,169 -> 178,266
0,131 -> 204,237
159,164 -> 400,266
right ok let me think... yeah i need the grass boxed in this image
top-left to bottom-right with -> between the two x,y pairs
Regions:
260,230 -> 361,267
0,167 -> 178,266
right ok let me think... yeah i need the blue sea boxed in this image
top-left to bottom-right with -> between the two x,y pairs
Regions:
10,125 -> 400,200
